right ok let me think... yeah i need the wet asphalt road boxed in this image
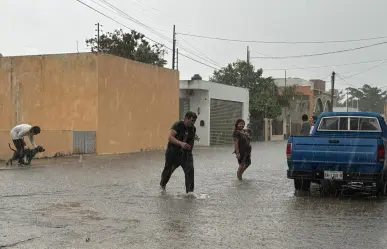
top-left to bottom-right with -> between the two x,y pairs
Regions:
1,141 -> 387,249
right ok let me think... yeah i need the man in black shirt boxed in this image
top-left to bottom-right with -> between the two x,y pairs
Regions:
160,111 -> 197,194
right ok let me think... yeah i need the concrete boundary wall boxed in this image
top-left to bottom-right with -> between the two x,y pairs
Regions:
0,53 -> 179,160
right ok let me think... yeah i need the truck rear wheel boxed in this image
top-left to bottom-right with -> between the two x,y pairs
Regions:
294,179 -> 311,191
320,180 -> 340,196
376,180 -> 387,197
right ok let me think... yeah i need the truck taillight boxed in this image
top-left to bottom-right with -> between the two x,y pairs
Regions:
378,145 -> 385,163
286,143 -> 292,159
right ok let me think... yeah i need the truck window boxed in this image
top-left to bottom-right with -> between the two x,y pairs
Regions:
318,116 -> 381,132
350,118 -> 359,130
359,118 -> 380,131
339,118 -> 348,130
319,117 -> 338,130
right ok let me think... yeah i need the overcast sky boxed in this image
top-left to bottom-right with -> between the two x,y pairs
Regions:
1,0 -> 387,91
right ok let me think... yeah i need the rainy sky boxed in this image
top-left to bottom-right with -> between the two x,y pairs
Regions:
1,0 -> 387,91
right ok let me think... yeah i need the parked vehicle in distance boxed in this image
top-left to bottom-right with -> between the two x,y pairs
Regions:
286,112 -> 387,196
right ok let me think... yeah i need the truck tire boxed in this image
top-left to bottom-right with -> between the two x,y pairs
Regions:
294,179 -> 311,191
320,181 -> 339,196
376,180 -> 387,197
320,180 -> 331,195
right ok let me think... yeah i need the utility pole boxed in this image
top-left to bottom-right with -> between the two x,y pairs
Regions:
284,69 -> 287,95
172,25 -> 176,70
247,46 -> 250,65
284,69 -> 288,137
246,46 -> 252,124
95,23 -> 102,52
246,45 -> 251,89
330,71 -> 336,112
176,48 -> 179,71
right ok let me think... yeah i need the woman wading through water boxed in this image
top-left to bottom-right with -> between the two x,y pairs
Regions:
232,119 -> 252,180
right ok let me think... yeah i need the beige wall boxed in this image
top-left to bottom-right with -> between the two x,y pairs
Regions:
0,58 -> 13,131
0,53 -> 179,160
97,54 -> 179,154
0,53 -> 99,160
0,53 -> 98,130
13,53 -> 98,130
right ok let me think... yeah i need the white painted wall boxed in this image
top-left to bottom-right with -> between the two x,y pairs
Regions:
183,89 -> 210,146
333,107 -> 359,112
180,80 -> 250,146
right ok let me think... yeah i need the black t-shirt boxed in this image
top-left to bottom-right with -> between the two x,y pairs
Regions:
167,121 -> 196,152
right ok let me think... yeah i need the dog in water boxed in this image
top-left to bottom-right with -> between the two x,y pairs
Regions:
6,143 -> 45,166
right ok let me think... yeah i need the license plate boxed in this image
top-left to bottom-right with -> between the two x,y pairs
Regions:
324,171 -> 343,180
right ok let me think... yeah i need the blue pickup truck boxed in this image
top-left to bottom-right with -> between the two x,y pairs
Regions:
286,112 -> 387,196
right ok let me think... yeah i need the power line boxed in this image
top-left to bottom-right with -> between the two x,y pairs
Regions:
97,0 -> 221,67
339,60 -> 387,80
178,53 -> 220,70
335,73 -> 357,88
88,0 -> 221,69
126,0 -> 195,30
177,32 -> 387,44
177,36 -> 221,67
75,0 -> 219,70
250,40 -> 387,59
76,0 -> 162,46
176,40 -> 221,68
332,61 -> 387,91
254,50 -> 321,77
262,58 -> 387,71
94,0 -> 172,43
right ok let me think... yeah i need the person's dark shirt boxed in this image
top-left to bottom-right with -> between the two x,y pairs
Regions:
233,130 -> 251,154
300,122 -> 311,136
167,121 -> 196,152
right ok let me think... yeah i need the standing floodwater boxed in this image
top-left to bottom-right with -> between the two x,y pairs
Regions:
1,141 -> 387,249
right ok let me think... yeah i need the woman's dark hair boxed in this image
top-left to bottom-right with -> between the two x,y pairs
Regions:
234,119 -> 245,130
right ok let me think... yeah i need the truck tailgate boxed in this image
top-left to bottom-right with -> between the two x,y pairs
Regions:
291,136 -> 381,165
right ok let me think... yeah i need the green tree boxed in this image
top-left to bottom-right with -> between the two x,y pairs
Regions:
334,90 -> 346,107
210,60 -> 294,119
345,84 -> 387,113
86,29 -> 167,67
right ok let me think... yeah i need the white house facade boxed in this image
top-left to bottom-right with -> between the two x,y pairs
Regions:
179,79 -> 249,146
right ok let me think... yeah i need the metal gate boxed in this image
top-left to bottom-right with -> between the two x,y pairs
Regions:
210,99 -> 243,145
73,131 -> 96,154
179,98 -> 190,120
250,118 -> 265,141
272,119 -> 284,135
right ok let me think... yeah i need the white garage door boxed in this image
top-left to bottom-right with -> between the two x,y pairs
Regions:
210,98 -> 243,145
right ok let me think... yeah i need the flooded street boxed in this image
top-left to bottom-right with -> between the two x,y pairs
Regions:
1,141 -> 387,248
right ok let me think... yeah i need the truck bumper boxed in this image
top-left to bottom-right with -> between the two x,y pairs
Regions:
287,170 -> 383,183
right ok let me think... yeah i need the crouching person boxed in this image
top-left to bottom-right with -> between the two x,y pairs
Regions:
10,124 -> 41,165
